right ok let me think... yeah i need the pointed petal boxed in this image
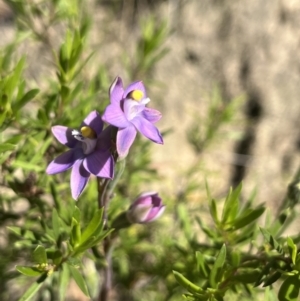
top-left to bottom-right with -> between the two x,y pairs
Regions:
71,160 -> 90,200
51,126 -> 77,148
46,149 -> 80,174
127,204 -> 152,223
110,76 -> 124,104
117,125 -> 137,158
124,81 -> 147,99
133,194 -> 153,206
83,150 -> 114,179
82,111 -> 103,136
97,126 -> 114,151
131,116 -> 163,144
146,206 -> 166,222
102,103 -> 129,128
142,108 -> 162,123
123,99 -> 145,121
134,192 -> 162,206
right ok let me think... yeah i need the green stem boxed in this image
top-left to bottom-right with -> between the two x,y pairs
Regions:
96,129 -> 119,301
97,178 -> 111,224
97,177 -> 112,301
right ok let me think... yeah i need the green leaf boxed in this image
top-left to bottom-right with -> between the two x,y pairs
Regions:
209,244 -> 226,288
70,217 -> 81,248
177,203 -> 192,239
0,150 -> 11,164
15,88 -> 39,111
30,137 -> 52,164
209,199 -> 219,224
80,208 -> 103,244
16,266 -> 42,277
196,251 -> 209,277
74,228 -> 114,255
73,206 -> 81,223
11,160 -> 44,172
196,217 -> 218,239
230,251 -> 241,267
7,226 -> 35,240
287,237 -> 297,265
17,274 -> 47,301
72,51 -> 95,80
173,270 -> 204,294
52,208 -> 60,242
4,134 -> 23,145
60,85 -> 70,101
254,262 -> 273,287
92,228 -> 114,245
59,265 -> 70,301
222,183 -> 242,224
46,249 -> 63,265
33,245 -> 47,265
231,206 -> 265,230
68,264 -> 90,297
6,57 -> 25,100
278,276 -> 300,301
263,271 -> 282,287
0,143 -> 16,152
260,228 -> 283,253
231,269 -> 261,283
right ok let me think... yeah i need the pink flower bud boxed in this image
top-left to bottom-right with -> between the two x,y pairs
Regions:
127,192 -> 165,224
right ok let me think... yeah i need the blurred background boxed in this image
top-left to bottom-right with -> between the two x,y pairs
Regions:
0,0 -> 300,300
1,0 -> 300,204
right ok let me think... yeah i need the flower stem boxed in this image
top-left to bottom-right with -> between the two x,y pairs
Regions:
97,177 -> 112,301
97,131 -> 119,301
98,237 -> 114,301
97,178 -> 111,224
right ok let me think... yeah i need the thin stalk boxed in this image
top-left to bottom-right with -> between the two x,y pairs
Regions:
97,177 -> 112,301
97,129 -> 119,301
97,178 -> 111,224
98,238 -> 114,301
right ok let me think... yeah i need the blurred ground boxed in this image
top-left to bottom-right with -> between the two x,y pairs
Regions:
99,0 -> 300,208
1,1 -> 300,298
1,0 -> 300,206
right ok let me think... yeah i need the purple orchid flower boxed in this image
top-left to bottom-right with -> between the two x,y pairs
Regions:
46,111 -> 114,200
102,77 -> 163,158
126,192 -> 165,224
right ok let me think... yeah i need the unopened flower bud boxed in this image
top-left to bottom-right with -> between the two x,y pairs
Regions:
126,192 -> 165,224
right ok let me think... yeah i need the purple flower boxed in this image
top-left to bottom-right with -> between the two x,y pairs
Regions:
126,192 -> 165,224
102,77 -> 163,158
46,111 -> 114,200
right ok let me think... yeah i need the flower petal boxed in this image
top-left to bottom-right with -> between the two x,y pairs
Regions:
123,99 -> 145,121
124,81 -> 147,99
46,149 -> 80,174
83,150 -> 114,179
82,110 -> 103,136
142,108 -> 162,123
116,125 -> 137,158
97,125 -> 114,151
71,159 -> 90,200
131,116 -> 163,144
102,103 -> 129,128
146,206 -> 166,222
133,192 -> 157,206
127,204 -> 152,223
110,76 -> 124,104
51,126 -> 77,148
